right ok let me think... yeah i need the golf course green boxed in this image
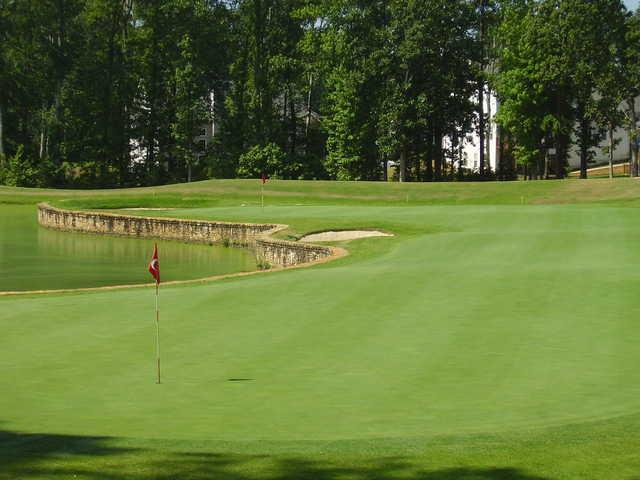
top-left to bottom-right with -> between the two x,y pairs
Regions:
1,178 -> 640,479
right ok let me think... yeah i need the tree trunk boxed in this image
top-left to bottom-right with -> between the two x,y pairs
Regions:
382,156 -> 388,182
579,120 -> 589,179
305,73 -> 313,138
554,132 -> 569,179
399,68 -> 411,183
494,97 -> 500,176
628,97 -> 638,177
46,0 -> 68,166
554,93 -> 571,179
146,3 -> 160,175
282,89 -> 288,123
254,0 -> 268,145
486,88 -> 492,172
101,1 -> 122,181
425,122 -> 434,181
543,151 -> 549,179
434,128 -> 443,181
0,103 -> 4,160
289,86 -> 297,163
609,126 -> 614,179
399,144 -> 406,182
478,83 -> 485,175
498,129 -> 505,179
458,139 -> 465,179
577,102 -> 589,179
39,108 -> 46,159
478,0 -> 486,176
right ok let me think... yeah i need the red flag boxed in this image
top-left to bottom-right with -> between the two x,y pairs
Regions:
261,172 -> 268,184
148,243 -> 160,284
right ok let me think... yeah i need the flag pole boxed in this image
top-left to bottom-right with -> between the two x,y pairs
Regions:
261,181 -> 264,211
155,281 -> 161,384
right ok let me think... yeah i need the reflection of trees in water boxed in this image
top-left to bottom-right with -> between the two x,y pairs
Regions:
2,205 -> 256,291
36,227 -> 257,276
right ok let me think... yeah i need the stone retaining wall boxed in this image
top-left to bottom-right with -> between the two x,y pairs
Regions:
37,203 -> 336,268
255,238 -> 333,267
38,202 -> 279,245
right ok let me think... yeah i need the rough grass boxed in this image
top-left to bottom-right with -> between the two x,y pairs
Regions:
1,179 -> 640,479
4,176 -> 640,208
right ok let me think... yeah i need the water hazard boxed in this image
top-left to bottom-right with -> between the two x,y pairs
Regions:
0,205 -> 257,292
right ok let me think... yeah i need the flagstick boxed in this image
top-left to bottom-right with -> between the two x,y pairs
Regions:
261,182 -> 264,211
155,282 -> 161,384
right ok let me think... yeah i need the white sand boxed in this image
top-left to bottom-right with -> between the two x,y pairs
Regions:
300,230 -> 392,242
119,207 -> 176,211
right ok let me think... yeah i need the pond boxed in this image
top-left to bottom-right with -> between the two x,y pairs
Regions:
0,204 -> 257,292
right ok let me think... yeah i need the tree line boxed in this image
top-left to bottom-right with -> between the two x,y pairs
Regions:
0,0 -> 638,187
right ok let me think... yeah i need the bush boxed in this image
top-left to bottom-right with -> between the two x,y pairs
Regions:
0,146 -> 57,187
237,143 -> 291,179
256,258 -> 272,270
205,147 -> 238,179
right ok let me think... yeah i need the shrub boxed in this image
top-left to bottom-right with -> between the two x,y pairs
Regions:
237,143 -> 288,179
0,146 -> 56,187
256,258 -> 272,270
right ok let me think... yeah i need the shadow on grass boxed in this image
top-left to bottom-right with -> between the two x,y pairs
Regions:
0,429 -> 134,479
0,429 -> 551,480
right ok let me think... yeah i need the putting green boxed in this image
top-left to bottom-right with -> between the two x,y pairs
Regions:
2,179 -> 640,479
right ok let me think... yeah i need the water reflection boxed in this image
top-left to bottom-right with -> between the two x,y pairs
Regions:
0,205 -> 257,292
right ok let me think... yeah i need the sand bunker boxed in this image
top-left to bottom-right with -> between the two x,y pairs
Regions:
119,207 -> 176,211
300,230 -> 392,242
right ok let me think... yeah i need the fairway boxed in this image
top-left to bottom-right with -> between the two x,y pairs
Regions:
2,179 -> 640,479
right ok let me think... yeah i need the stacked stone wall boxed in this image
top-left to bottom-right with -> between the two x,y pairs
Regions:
37,203 -> 336,267
255,238 -> 333,267
38,203 -> 278,245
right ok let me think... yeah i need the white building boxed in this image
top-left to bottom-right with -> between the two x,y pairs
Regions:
460,93 -> 501,172
460,93 -> 639,173
193,91 -> 217,155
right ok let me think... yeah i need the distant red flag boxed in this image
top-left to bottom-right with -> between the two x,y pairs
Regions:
261,172 -> 268,184
148,243 -> 160,284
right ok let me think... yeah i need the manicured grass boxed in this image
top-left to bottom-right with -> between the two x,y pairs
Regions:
1,179 -> 640,479
4,176 -> 640,208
